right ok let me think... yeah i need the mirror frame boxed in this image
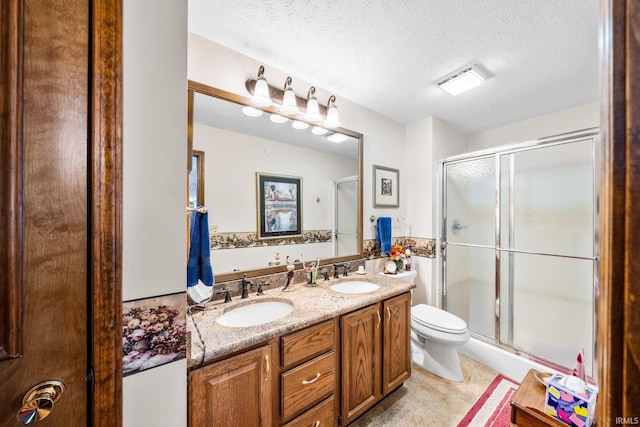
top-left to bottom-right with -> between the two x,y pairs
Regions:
187,79 -> 364,283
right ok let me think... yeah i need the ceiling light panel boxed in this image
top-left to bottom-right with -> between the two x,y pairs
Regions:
437,65 -> 486,96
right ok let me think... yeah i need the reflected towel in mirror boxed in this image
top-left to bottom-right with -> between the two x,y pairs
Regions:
376,216 -> 392,254
187,210 -> 214,287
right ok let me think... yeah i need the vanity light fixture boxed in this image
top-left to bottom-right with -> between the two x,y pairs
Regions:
250,65 -> 273,107
269,113 -> 289,124
311,126 -> 328,135
242,106 -> 263,117
324,95 -> 341,128
245,69 -> 344,127
292,120 -> 310,130
305,87 -> 322,122
327,132 -> 348,143
280,77 -> 300,115
437,65 -> 486,96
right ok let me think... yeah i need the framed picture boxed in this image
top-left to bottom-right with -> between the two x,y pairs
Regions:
122,292 -> 186,376
257,173 -> 302,239
373,165 -> 399,207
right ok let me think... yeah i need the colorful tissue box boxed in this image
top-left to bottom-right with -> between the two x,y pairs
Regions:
544,373 -> 597,427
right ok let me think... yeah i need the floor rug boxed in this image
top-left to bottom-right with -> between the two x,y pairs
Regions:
456,374 -> 520,427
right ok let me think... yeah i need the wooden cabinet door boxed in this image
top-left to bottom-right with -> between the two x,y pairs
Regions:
340,303 -> 382,425
383,293 -> 412,395
189,345 -> 274,427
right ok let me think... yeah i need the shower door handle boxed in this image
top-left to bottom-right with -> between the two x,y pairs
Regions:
495,299 -> 500,318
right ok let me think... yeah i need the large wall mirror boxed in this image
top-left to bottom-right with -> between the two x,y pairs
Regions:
188,80 -> 363,283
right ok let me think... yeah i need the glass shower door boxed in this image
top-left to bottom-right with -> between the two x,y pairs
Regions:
443,156 -> 496,340
499,139 -> 596,375
442,132 -> 598,376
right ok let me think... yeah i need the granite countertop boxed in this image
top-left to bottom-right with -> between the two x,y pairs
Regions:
187,271 -> 416,369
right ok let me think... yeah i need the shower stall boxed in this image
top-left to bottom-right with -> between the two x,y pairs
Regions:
440,129 -> 599,377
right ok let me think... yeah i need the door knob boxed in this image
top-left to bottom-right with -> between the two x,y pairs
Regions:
16,380 -> 65,424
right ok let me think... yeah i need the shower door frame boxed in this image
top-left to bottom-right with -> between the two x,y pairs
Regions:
439,128 -> 601,372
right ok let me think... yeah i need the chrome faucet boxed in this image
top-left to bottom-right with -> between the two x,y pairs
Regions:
241,274 -> 253,299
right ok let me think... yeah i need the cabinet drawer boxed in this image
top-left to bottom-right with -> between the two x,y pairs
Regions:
282,351 -> 335,421
281,320 -> 335,369
282,395 -> 335,427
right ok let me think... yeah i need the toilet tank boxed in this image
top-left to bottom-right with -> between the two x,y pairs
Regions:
379,270 -> 416,284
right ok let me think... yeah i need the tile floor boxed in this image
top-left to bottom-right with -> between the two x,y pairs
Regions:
350,354 -> 499,426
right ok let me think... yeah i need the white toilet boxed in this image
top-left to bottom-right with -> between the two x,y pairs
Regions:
410,304 -> 469,382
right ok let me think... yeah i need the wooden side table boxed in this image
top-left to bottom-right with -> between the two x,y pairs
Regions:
510,369 -> 568,427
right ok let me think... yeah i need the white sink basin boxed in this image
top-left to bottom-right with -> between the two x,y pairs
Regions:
216,301 -> 294,327
330,281 -> 380,294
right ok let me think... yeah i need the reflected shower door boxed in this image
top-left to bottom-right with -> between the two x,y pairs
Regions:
443,156 -> 496,340
335,177 -> 358,257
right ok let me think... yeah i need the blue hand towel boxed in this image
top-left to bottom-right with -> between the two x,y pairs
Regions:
376,217 -> 392,255
187,211 -> 214,287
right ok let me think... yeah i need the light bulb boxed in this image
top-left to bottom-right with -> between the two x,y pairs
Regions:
281,88 -> 299,115
251,77 -> 272,107
305,87 -> 321,122
292,120 -> 309,130
270,113 -> 289,124
242,106 -> 263,117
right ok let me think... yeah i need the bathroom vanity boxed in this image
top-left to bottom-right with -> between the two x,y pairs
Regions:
187,274 -> 414,426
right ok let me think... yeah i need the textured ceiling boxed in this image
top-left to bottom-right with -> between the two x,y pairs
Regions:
188,0 -> 600,134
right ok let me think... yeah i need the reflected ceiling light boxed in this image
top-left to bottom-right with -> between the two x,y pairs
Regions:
437,65 -> 486,96
269,113 -> 289,124
292,120 -> 309,130
250,65 -> 273,107
324,95 -> 341,128
280,76 -> 300,115
305,87 -> 322,122
311,126 -> 328,135
242,106 -> 263,117
327,132 -> 348,143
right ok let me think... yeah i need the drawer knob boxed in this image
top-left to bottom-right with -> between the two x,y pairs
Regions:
301,372 -> 321,385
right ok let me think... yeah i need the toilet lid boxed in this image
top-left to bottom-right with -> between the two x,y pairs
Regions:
411,304 -> 468,334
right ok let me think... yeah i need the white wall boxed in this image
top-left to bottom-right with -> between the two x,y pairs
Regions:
467,101 -> 599,151
405,116 -> 467,306
122,0 -> 187,425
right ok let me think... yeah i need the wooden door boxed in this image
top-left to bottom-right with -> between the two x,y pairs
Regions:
383,293 -> 411,395
340,303 -> 382,425
0,0 -> 122,426
597,0 -> 640,422
189,345 -> 274,427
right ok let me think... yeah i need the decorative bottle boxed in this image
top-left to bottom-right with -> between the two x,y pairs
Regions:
404,249 -> 412,271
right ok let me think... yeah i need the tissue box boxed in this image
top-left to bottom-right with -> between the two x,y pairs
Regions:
544,373 -> 597,427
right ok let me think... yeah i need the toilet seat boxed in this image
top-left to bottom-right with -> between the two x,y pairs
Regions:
411,304 -> 467,334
